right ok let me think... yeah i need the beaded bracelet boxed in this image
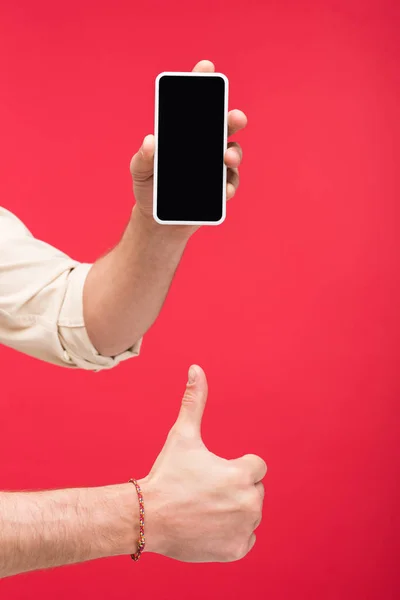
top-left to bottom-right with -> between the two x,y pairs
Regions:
129,478 -> 145,561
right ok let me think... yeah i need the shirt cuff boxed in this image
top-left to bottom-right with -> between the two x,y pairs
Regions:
57,262 -> 142,371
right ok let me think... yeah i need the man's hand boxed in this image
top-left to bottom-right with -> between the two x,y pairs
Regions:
139,365 -> 267,562
129,59 -> 247,237
0,366 -> 265,577
83,60 -> 246,357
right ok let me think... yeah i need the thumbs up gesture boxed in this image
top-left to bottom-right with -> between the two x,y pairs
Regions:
139,365 -> 267,562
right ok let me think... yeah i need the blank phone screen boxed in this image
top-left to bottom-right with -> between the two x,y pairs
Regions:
155,75 -> 226,223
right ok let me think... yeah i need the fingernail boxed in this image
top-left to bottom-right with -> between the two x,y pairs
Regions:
188,366 -> 196,384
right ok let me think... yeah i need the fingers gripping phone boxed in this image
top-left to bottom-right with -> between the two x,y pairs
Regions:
153,72 -> 229,225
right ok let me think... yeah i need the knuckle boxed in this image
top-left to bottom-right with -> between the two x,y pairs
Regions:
241,468 -> 255,486
224,546 -> 242,562
257,481 -> 265,500
233,493 -> 260,531
249,454 -> 268,478
245,452 -> 260,463
240,489 -> 262,524
231,542 -> 249,562
258,457 -> 268,474
249,533 -> 257,551
254,505 -> 263,527
249,492 -> 262,518
181,390 -> 197,405
228,462 -> 245,483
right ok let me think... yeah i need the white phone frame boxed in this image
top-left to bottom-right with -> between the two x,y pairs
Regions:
153,71 -> 229,226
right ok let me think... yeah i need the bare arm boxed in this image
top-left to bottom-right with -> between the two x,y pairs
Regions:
0,366 -> 266,578
83,59 -> 246,358
0,484 -> 138,578
83,207 -> 190,356
0,61 -> 244,370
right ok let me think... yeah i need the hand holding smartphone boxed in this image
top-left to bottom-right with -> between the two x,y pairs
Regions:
153,72 -> 229,226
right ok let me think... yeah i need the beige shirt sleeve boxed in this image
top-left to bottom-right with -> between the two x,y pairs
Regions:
0,207 -> 142,371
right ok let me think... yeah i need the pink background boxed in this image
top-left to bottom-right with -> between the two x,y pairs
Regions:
0,1 -> 399,598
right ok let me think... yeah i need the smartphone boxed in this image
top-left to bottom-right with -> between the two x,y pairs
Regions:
153,72 -> 229,226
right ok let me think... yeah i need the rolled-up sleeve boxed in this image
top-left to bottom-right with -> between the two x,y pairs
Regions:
0,207 -> 141,371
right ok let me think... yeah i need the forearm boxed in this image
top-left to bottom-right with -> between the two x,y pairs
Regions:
83,206 -> 191,356
0,484 -> 138,578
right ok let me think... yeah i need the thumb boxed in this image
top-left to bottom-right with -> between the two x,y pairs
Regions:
174,365 -> 208,438
129,134 -> 155,182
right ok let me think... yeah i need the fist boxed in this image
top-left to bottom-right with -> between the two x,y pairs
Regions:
139,365 -> 267,563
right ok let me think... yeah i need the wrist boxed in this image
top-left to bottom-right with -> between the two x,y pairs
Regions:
130,205 -> 197,245
112,477 -> 164,557
135,475 -> 166,556
106,483 -> 140,556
